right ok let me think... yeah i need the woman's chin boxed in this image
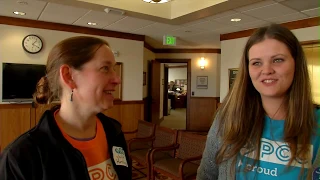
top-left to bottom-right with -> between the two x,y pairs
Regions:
100,101 -> 114,111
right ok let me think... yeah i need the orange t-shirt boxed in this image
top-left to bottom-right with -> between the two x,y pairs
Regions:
54,110 -> 118,180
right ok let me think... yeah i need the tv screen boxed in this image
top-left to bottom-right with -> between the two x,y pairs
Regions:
2,63 -> 46,102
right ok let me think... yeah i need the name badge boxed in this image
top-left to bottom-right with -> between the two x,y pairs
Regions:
112,146 -> 128,167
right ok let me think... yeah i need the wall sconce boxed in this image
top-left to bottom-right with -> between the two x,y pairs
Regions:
199,57 -> 206,70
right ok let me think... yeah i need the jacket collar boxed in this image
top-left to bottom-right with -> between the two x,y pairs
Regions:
33,106 -> 123,148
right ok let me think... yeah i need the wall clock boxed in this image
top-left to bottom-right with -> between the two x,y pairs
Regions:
22,34 -> 43,54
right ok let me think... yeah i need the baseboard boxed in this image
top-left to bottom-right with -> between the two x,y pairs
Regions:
158,116 -> 164,124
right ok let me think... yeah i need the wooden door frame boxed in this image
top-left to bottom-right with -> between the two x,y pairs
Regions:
155,58 -> 191,130
163,65 -> 169,116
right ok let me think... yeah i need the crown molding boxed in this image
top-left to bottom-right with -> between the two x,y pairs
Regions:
143,45 -> 221,54
144,41 -> 155,52
300,40 -> 320,46
220,17 -> 320,41
154,48 -> 221,54
168,65 -> 188,68
0,16 -> 145,41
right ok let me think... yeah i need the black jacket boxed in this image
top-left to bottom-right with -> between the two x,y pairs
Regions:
0,107 -> 132,180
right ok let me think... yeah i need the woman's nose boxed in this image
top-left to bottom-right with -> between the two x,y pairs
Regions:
261,63 -> 275,75
112,74 -> 121,85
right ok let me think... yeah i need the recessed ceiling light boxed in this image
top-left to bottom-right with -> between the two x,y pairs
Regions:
87,22 -> 97,26
231,18 -> 241,22
17,1 -> 28,5
143,0 -> 172,3
13,11 -> 26,16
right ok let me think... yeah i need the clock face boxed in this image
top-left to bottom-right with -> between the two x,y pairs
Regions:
22,35 -> 43,54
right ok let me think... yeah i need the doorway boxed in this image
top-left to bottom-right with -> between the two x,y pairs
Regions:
162,63 -> 188,129
148,58 -> 191,130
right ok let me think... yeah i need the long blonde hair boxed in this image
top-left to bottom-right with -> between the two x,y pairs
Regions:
215,24 -> 316,177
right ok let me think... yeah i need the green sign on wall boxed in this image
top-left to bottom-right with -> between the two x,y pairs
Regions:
163,35 -> 176,46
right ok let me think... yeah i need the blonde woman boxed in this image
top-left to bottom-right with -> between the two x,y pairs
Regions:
197,24 -> 320,179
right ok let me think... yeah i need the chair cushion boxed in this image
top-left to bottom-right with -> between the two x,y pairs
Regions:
131,149 -> 172,165
153,158 -> 199,178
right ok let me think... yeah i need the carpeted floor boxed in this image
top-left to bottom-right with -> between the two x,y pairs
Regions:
161,108 -> 186,130
132,160 -> 173,180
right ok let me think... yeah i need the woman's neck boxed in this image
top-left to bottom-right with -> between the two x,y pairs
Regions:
261,96 -> 287,120
56,101 -> 97,139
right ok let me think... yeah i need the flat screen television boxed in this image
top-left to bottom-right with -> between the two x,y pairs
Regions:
2,63 -> 46,102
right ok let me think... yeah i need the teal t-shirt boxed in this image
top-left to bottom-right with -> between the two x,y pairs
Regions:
236,108 -> 320,180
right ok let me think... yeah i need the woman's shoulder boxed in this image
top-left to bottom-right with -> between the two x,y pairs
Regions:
315,104 -> 320,115
1,130 -> 39,161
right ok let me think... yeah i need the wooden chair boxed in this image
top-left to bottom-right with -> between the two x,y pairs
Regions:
149,131 -> 207,180
128,126 -> 178,179
123,120 -> 156,142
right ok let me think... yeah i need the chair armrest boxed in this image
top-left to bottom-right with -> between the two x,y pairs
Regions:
123,129 -> 138,134
149,144 -> 179,165
178,155 -> 202,178
128,136 -> 155,151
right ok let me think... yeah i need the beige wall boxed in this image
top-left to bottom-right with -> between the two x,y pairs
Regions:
304,44 -> 320,104
143,48 -> 156,98
168,67 -> 187,82
220,26 -> 320,102
0,24 -> 144,103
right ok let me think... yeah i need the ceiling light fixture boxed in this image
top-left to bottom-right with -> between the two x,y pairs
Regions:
143,0 -> 172,3
231,18 -> 241,22
104,8 -> 125,15
13,11 -> 26,16
17,1 -> 28,5
87,22 -> 97,26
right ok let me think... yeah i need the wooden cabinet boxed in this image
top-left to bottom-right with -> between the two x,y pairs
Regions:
0,104 -> 33,151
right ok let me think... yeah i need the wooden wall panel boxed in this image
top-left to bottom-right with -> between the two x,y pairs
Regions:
0,107 -> 31,150
103,103 -> 144,140
103,105 -> 122,123
189,97 -> 219,131
35,104 -> 52,125
0,101 -> 144,150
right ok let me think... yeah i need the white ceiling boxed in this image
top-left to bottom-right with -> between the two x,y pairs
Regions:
0,0 -> 318,49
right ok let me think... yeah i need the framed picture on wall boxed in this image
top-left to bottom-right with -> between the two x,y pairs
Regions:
229,68 -> 238,89
196,76 -> 208,89
114,62 -> 123,100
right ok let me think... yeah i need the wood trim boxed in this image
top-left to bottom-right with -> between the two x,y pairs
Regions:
30,108 -> 36,128
156,59 -> 191,63
144,42 -> 155,52
220,17 -> 320,41
154,48 -> 221,54
0,104 -> 32,109
113,100 -> 144,105
168,65 -> 187,69
0,16 -> 144,42
158,116 -> 164,124
300,40 -> 320,46
0,100 -> 143,108
190,97 -> 220,100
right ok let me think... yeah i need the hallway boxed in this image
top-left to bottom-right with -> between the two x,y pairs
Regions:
161,108 -> 186,130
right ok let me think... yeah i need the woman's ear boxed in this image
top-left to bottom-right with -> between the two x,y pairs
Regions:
60,64 -> 76,89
